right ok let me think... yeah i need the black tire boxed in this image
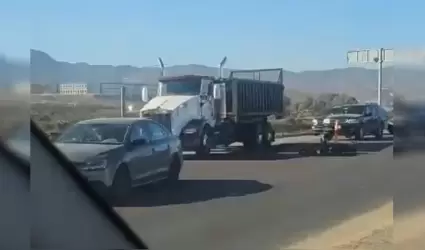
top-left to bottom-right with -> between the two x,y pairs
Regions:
243,132 -> 262,150
242,124 -> 263,151
374,123 -> 384,139
195,127 -> 211,156
110,166 -> 132,203
355,127 -> 364,141
388,124 -> 393,135
261,123 -> 273,148
166,156 -> 182,185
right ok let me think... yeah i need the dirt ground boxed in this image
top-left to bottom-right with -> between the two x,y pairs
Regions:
393,209 -> 425,250
0,95 -> 29,140
284,201 -> 425,250
284,201 -> 393,250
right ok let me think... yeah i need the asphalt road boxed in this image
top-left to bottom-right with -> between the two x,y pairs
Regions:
115,134 -> 398,250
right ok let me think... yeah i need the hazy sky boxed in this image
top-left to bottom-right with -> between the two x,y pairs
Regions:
1,0 -> 423,71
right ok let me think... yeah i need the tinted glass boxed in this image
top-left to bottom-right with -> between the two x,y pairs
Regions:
130,123 -> 150,141
56,123 -> 129,144
163,79 -> 201,95
147,122 -> 167,141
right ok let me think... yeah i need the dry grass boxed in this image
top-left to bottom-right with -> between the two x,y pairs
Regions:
31,103 -> 122,137
29,96 -> 312,139
0,99 -> 29,140
270,117 -> 313,133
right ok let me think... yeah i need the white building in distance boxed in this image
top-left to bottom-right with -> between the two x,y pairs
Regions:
59,83 -> 88,95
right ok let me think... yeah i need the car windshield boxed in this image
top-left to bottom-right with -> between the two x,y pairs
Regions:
163,80 -> 201,95
55,123 -> 129,144
330,105 -> 365,115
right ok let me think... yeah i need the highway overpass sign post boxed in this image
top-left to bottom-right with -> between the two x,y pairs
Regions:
346,48 -> 394,106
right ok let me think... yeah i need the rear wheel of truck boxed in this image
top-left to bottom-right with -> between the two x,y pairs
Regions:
242,134 -> 259,150
261,122 -> 274,148
242,124 -> 267,151
195,127 -> 211,157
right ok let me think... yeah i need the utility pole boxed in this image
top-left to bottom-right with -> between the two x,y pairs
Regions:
120,86 -> 126,117
347,48 -> 393,106
375,48 -> 384,106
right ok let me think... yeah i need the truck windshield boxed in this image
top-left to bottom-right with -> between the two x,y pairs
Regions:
163,80 -> 201,95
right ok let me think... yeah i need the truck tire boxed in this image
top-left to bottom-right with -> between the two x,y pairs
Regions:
242,124 -> 262,151
195,126 -> 211,156
261,122 -> 274,148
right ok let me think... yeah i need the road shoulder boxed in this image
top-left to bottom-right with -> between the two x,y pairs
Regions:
282,201 -> 393,250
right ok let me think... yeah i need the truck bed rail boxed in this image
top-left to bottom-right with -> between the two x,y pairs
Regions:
229,68 -> 283,85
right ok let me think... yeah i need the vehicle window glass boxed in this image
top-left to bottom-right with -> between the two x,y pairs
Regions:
373,106 -> 379,116
56,123 -> 129,144
162,79 -> 201,95
330,105 -> 366,115
130,123 -> 150,141
147,122 -> 167,141
208,83 -> 213,96
363,106 -> 370,115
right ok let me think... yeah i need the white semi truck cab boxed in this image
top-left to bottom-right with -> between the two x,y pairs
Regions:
140,69 -> 285,156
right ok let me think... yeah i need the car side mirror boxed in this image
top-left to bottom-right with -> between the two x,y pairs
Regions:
364,112 -> 372,117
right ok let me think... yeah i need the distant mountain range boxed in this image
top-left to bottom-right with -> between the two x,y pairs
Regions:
0,55 -> 29,87
1,49 -> 424,102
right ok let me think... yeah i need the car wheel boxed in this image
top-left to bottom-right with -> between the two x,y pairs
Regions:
374,124 -> 384,139
166,156 -> 181,185
110,165 -> 132,204
355,127 -> 364,141
388,124 -> 393,135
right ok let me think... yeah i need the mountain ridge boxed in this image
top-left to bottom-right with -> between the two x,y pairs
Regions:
2,49 -> 425,102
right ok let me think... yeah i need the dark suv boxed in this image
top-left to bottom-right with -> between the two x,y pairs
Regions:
312,103 -> 388,140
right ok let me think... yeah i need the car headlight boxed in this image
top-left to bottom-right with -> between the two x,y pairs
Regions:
312,119 -> 318,125
323,118 -> 330,124
345,119 -> 359,123
82,157 -> 107,171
